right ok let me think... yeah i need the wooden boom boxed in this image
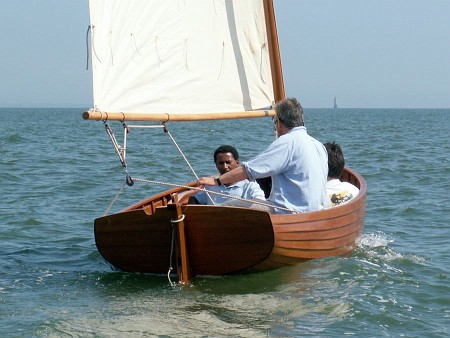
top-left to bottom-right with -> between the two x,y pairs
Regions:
82,110 -> 276,122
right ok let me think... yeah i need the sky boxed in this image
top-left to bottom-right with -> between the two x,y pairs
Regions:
0,0 -> 448,109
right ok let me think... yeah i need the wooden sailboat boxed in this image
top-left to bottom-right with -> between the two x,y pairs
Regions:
84,0 -> 366,283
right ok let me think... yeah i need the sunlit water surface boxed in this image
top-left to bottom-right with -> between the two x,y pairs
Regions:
1,108 -> 448,337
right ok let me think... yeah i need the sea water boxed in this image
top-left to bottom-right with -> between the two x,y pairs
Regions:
1,108 -> 449,337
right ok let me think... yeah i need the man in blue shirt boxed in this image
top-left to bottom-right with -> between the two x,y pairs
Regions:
198,98 -> 328,214
189,145 -> 265,205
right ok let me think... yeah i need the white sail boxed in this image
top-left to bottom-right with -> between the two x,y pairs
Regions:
88,0 -> 275,117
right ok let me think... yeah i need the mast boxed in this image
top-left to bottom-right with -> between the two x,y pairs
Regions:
263,0 -> 285,102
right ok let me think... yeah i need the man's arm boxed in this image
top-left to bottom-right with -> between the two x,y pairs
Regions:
198,166 -> 248,186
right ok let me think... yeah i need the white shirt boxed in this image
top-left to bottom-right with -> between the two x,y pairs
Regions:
325,179 -> 360,208
195,180 -> 265,205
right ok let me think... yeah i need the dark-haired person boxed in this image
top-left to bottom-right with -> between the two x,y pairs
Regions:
198,97 -> 328,214
189,145 -> 265,205
323,141 -> 359,208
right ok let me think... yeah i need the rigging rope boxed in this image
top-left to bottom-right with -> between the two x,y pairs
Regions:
163,126 -> 198,180
91,25 -> 102,64
169,214 -> 186,286
217,41 -> 225,80
167,222 -> 176,287
109,31 -> 114,65
102,176 -> 296,214
131,33 -> 142,56
85,26 -> 91,70
102,175 -> 295,215
103,121 -> 133,186
103,180 -> 127,216
155,36 -> 162,66
163,124 -> 215,205
132,177 -> 295,213
183,38 -> 189,70
100,121 -> 293,212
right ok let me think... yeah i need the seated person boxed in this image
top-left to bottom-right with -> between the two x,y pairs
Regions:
324,142 -> 359,208
189,145 -> 265,205
198,98 -> 328,213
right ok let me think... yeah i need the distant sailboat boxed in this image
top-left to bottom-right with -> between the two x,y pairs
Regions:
334,97 -> 338,109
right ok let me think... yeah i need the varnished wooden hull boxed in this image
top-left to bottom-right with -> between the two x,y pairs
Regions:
95,206 -> 274,275
94,167 -> 366,279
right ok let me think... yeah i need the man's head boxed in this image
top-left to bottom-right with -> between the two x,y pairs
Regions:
213,145 -> 240,175
324,141 -> 345,179
274,97 -> 304,130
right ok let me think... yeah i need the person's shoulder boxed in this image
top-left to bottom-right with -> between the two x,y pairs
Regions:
232,180 -> 249,187
340,180 -> 358,189
342,181 -> 359,196
245,180 -> 261,188
238,179 -> 261,189
242,179 -> 266,199
285,126 -> 306,138
326,179 -> 340,187
326,180 -> 359,206
326,179 -> 358,194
